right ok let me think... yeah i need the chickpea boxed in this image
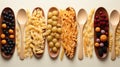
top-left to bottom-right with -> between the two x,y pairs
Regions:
2,23 -> 7,28
100,34 -> 107,42
95,27 -> 101,32
55,42 -> 60,48
48,12 -> 52,18
95,42 -> 99,47
55,33 -> 60,39
57,28 -> 62,33
52,26 -> 57,32
52,47 -> 57,53
1,34 -> 5,39
48,19 -> 53,24
52,16 -> 58,21
52,38 -> 57,43
47,35 -> 53,41
52,21 -> 57,26
9,29 -> 14,34
50,33 -> 55,37
52,10 -> 58,16
1,39 -> 6,44
9,35 -> 14,39
49,41 -> 54,48
47,24 -> 52,30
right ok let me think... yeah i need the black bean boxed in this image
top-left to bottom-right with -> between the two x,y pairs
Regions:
98,48 -> 103,57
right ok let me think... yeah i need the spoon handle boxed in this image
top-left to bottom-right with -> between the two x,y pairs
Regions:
20,24 -> 25,60
78,24 -> 84,60
111,26 -> 116,61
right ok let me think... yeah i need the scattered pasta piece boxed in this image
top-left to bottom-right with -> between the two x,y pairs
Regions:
109,23 -> 113,52
60,47 -> 64,61
16,23 -> 21,56
83,9 -> 94,58
115,23 -> 120,57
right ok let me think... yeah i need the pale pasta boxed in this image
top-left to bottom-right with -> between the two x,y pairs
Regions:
115,23 -> 120,57
109,23 -> 113,52
16,23 -> 21,56
83,9 -> 94,58
24,9 -> 46,58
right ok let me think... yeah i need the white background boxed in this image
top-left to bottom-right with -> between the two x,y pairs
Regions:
0,0 -> 120,67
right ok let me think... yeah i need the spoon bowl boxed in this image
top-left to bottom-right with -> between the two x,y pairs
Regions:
110,10 -> 120,26
77,9 -> 87,60
77,9 -> 87,25
17,9 -> 27,24
110,10 -> 120,61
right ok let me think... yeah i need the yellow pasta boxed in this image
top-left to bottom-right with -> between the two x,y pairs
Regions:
60,7 -> 78,59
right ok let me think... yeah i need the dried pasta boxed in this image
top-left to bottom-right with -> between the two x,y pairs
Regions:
24,9 -> 46,58
115,23 -> 120,57
83,9 -> 94,58
16,23 -> 21,56
60,7 -> 78,59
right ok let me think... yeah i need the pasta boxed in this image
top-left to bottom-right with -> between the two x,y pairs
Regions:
83,9 -> 94,58
115,23 -> 120,57
60,7 -> 78,59
109,24 -> 113,52
16,23 -> 21,56
24,9 -> 46,58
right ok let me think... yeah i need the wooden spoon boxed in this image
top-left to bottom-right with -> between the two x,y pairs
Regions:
110,10 -> 120,61
17,9 -> 28,60
77,9 -> 87,60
